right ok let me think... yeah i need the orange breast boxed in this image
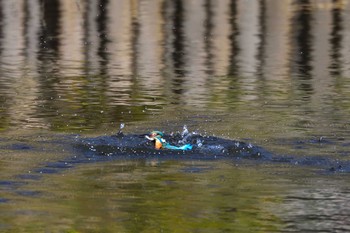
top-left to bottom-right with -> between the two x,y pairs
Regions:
155,138 -> 163,149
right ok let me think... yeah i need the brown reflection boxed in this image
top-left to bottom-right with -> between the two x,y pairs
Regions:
341,2 -> 350,77
59,0 -> 84,77
183,0 -> 209,106
106,0 -> 132,77
0,0 -> 9,130
236,0 -> 261,101
135,0 -> 164,93
203,0 -> 232,77
1,0 -> 350,131
204,0 -> 232,108
105,0 -> 133,105
24,0 -> 41,76
311,0 -> 332,104
1,0 -> 43,129
1,1 -> 25,71
259,0 -> 292,99
236,0 -> 260,77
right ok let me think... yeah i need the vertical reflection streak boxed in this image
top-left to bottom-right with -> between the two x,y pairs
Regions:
96,0 -> 109,75
290,0 -> 313,100
228,0 -> 239,76
205,0 -> 232,109
211,0 -> 231,77
340,1 -> 350,77
24,0 -> 41,76
136,0 -> 164,93
260,0 -> 292,100
256,0 -> 266,80
236,0 -> 260,101
329,1 -> 343,76
170,0 -> 186,104
59,0 -> 84,77
38,0 -> 60,71
2,0 -> 40,129
162,0 -> 180,105
108,0 -> 132,77
18,0 -> 43,128
0,0 -> 25,75
84,0 -> 100,76
311,0 -> 332,104
203,0 -> 214,76
183,0 -> 208,106
107,0 -> 133,105
172,0 -> 185,77
0,0 -> 9,129
37,0 -> 61,127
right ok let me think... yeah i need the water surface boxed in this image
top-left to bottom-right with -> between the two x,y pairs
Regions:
1,0 -> 350,232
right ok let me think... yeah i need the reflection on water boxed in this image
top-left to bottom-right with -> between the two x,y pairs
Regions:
2,1 -> 350,232
0,0 -> 349,132
1,157 -> 350,232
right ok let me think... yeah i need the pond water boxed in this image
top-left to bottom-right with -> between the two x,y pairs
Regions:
1,0 -> 350,232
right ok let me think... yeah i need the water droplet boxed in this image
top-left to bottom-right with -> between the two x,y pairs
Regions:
182,125 -> 188,137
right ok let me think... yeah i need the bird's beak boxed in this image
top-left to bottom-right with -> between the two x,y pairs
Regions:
145,133 -> 156,141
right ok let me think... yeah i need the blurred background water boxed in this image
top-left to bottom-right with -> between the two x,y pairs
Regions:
1,0 -> 350,232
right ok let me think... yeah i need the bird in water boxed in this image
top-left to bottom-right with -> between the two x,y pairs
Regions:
145,131 -> 193,150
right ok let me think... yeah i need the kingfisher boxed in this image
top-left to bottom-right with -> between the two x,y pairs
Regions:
145,131 -> 193,150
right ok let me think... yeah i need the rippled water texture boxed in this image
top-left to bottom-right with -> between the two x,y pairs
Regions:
1,0 -> 350,232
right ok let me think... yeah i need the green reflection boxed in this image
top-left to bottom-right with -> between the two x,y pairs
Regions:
4,160 -> 283,232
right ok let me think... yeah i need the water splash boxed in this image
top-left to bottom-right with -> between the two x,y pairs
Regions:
181,125 -> 189,137
76,128 -> 272,160
117,123 -> 125,135
196,139 -> 203,147
178,125 -> 192,144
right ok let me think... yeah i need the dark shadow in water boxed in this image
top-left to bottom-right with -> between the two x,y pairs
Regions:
228,0 -> 239,76
203,0 -> 214,76
0,0 -> 3,56
0,198 -> 9,203
73,132 -> 348,175
37,0 -> 60,80
171,0 -> 186,100
225,0 -> 241,109
256,0 -> 266,79
72,132 -> 350,175
96,0 -> 109,75
291,0 -> 314,99
329,4 -> 343,76
76,133 -> 272,160
36,0 -> 61,129
38,0 -> 60,59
